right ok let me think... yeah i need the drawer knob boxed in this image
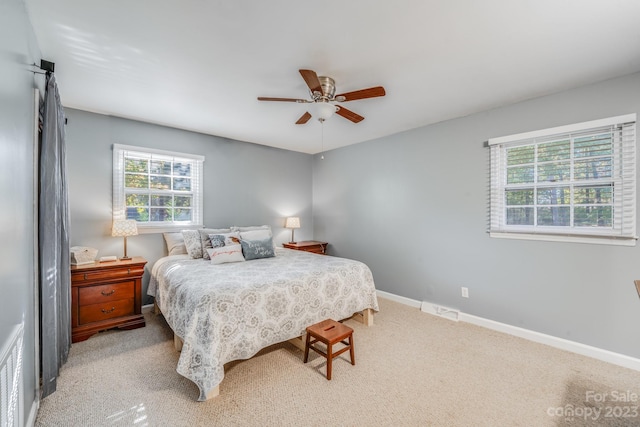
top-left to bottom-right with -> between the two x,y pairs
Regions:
101,307 -> 116,314
101,290 -> 115,297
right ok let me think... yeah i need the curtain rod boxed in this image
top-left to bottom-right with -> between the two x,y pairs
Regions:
31,59 -> 55,75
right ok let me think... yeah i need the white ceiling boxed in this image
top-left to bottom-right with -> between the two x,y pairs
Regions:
25,0 -> 640,154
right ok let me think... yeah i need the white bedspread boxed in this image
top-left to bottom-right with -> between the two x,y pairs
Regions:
149,248 -> 379,401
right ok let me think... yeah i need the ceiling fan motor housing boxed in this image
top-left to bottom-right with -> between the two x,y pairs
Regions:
317,76 -> 336,100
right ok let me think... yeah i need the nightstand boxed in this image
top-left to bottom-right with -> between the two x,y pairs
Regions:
70,256 -> 147,343
282,240 -> 328,254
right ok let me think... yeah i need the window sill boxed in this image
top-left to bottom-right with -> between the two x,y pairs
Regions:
490,231 -> 637,246
136,224 -> 203,234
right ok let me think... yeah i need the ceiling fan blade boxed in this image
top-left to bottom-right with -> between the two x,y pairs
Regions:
299,69 -> 323,96
335,86 -> 386,102
257,97 -> 307,102
295,112 -> 312,124
336,106 -> 364,123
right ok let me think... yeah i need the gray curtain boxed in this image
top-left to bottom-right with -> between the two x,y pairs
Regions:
39,73 -> 71,398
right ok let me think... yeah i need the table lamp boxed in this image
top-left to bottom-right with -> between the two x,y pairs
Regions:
111,219 -> 138,260
285,217 -> 300,244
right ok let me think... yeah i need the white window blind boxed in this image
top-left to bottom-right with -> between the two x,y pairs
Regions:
488,114 -> 636,245
113,144 -> 204,229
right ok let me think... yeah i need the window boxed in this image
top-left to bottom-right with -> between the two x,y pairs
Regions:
489,114 -> 636,245
113,144 -> 204,230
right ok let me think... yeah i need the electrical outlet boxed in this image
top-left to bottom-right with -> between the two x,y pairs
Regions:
461,287 -> 469,298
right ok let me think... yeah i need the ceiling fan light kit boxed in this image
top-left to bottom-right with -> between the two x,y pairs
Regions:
314,101 -> 337,120
258,69 -> 385,124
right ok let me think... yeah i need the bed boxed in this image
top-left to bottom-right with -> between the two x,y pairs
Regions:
149,238 -> 379,401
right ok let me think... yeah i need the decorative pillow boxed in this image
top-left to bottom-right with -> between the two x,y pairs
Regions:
209,232 -> 241,248
210,234 -> 226,248
182,230 -> 203,259
241,237 -> 275,260
199,228 -> 232,260
162,232 -> 187,256
207,244 -> 245,265
240,228 -> 276,252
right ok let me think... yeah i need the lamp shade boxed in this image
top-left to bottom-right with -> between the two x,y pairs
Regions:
285,217 -> 301,229
111,219 -> 138,237
314,102 -> 336,120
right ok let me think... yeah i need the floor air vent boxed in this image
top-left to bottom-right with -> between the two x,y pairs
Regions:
421,302 -> 460,322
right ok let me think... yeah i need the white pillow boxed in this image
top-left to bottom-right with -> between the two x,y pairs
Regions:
239,229 -> 271,241
163,232 -> 187,256
207,244 -> 245,265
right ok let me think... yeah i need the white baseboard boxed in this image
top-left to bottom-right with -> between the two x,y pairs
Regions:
376,291 -> 640,372
26,399 -> 38,427
459,312 -> 640,371
376,290 -> 422,308
142,303 -> 154,314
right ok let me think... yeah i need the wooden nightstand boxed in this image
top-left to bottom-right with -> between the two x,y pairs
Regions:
70,256 -> 146,343
282,240 -> 328,254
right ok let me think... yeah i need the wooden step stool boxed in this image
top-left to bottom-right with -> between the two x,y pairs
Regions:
304,319 -> 355,380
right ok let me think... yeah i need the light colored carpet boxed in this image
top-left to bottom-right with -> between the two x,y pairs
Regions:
35,297 -> 640,426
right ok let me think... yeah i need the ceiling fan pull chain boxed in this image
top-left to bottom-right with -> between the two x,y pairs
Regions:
320,118 -> 325,160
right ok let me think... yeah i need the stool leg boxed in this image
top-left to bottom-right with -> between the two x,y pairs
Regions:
349,334 -> 355,365
326,342 -> 332,380
303,333 -> 310,363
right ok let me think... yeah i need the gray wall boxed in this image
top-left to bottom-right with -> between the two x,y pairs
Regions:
313,72 -> 640,359
1,0 -> 42,422
65,109 -> 313,302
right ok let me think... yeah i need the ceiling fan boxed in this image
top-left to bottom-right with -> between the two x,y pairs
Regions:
257,69 -> 385,124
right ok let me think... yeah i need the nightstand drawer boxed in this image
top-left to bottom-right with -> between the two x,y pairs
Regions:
298,246 -> 325,254
79,298 -> 134,324
283,241 -> 328,254
78,281 -> 134,306
72,265 -> 144,284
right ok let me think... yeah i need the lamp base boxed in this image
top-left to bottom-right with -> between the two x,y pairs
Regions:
288,241 -> 297,244
119,256 -> 132,261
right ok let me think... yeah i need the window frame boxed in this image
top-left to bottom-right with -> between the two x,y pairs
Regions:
488,114 -> 636,246
113,144 -> 204,233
